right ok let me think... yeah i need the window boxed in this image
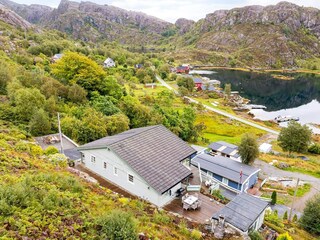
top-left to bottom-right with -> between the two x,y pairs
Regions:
168,189 -> 172,196
222,177 -> 229,185
103,162 -> 107,169
91,156 -> 96,163
128,174 -> 134,183
81,153 -> 85,164
114,167 -> 118,176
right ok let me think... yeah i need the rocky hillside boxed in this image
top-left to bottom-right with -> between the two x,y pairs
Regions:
0,3 -> 32,29
175,1 -> 320,67
1,0 -> 320,67
0,0 -> 172,45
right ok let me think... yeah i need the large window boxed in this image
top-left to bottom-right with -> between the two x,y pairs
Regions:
128,174 -> 134,183
103,162 -> 107,169
222,177 -> 229,185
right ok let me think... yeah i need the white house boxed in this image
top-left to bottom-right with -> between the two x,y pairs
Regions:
51,53 -> 64,63
77,125 -> 196,207
103,57 -> 116,68
259,143 -> 272,153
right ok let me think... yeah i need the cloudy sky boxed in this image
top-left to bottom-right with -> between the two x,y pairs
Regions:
11,0 -> 320,23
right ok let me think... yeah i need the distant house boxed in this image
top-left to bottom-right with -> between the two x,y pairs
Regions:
193,77 -> 203,89
77,125 -> 196,207
51,53 -> 63,63
212,193 -> 269,234
176,66 -> 190,74
104,57 -> 116,68
208,141 -> 241,162
35,133 -> 80,161
135,63 -> 143,69
201,84 -> 215,91
191,154 -> 260,192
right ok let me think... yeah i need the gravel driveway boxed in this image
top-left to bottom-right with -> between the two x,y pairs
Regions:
254,159 -> 320,212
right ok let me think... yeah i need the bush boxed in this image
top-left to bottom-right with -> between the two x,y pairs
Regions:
276,232 -> 293,240
292,214 -> 298,222
283,211 -> 288,220
271,191 -> 277,205
249,230 -> 263,240
308,144 -> 320,154
300,194 -> 320,235
44,146 -> 59,155
191,229 -> 202,240
265,211 -> 284,228
96,210 -> 137,240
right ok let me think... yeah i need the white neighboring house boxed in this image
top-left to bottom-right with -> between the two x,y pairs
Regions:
103,57 -> 116,68
77,125 -> 196,207
51,53 -> 64,63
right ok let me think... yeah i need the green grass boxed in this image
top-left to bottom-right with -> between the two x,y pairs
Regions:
287,183 -> 312,197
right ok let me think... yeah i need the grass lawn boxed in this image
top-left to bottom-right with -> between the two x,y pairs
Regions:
196,112 -> 266,145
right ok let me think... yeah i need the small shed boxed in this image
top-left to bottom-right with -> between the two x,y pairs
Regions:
212,193 -> 269,234
208,141 -> 241,162
259,143 -> 272,153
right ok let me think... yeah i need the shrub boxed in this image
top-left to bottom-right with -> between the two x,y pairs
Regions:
283,211 -> 288,220
265,211 -> 284,228
276,232 -> 293,240
249,230 -> 263,240
300,194 -> 320,235
96,210 -> 137,240
153,211 -> 172,224
292,214 -> 298,222
191,229 -> 202,240
271,191 -> 277,205
44,146 -> 59,155
308,144 -> 320,154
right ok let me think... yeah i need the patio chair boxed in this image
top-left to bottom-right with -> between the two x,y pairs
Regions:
183,203 -> 190,210
194,193 -> 198,198
191,202 -> 198,210
197,200 -> 202,209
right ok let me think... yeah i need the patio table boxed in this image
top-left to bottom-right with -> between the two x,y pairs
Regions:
183,195 -> 198,206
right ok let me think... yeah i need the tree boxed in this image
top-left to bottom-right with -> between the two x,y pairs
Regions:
0,60 -> 13,94
96,210 -> 137,240
248,230 -> 263,240
278,121 -> 312,154
51,51 -> 107,94
300,194 -> 320,235
283,211 -> 288,220
238,134 -> 259,165
91,92 -> 120,116
29,109 -> 51,136
271,191 -> 277,205
276,232 -> 293,240
224,83 -> 231,98
67,84 -> 87,103
105,113 -> 130,135
177,76 -> 194,92
14,88 -> 46,121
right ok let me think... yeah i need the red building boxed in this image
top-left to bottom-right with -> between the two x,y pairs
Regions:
176,66 -> 190,74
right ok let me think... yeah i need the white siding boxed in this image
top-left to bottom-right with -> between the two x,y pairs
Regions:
80,148 -> 179,207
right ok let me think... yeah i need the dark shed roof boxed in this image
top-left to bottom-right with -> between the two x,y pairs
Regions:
191,154 -> 260,183
192,77 -> 203,84
78,125 -> 196,194
212,193 -> 269,232
208,141 -> 239,157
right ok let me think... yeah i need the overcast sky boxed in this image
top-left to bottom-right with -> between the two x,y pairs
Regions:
11,0 -> 320,23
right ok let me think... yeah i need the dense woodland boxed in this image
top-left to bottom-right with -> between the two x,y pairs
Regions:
0,21 -> 204,145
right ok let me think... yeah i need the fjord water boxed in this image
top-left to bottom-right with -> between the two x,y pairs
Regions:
197,69 -> 320,127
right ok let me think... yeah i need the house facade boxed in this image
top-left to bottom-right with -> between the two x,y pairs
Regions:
104,57 -> 116,68
191,154 -> 260,193
208,141 -> 241,162
78,125 -> 196,207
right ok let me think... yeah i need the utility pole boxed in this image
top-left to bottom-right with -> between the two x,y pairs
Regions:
289,178 -> 300,222
57,112 -> 64,154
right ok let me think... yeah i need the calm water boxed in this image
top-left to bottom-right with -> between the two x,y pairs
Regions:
195,69 -> 320,128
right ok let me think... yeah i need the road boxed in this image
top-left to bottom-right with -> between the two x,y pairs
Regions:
156,75 -> 279,135
255,159 -> 320,212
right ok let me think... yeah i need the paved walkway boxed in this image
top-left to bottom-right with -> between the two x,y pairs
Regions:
156,75 -> 279,135
254,159 -> 320,212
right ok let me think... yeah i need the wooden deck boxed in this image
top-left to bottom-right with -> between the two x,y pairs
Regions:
164,193 -> 224,223
75,163 -> 136,199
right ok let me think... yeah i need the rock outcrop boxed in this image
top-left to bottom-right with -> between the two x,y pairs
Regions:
0,3 -> 32,29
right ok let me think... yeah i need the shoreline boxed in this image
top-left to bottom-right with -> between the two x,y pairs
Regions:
194,66 -> 320,75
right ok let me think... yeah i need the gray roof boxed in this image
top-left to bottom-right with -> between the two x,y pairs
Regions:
212,193 -> 269,232
208,141 -> 239,157
201,84 -> 215,91
78,125 -> 196,194
191,154 -> 260,183
192,77 -> 203,84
